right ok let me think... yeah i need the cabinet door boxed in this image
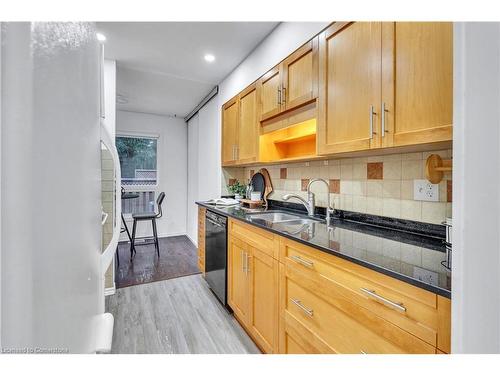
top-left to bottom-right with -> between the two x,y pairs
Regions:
247,246 -> 279,353
237,84 -> 259,164
282,37 -> 319,111
381,22 -> 453,148
197,207 -> 206,274
259,65 -> 282,121
317,22 -> 382,155
228,236 -> 249,322
221,97 -> 239,166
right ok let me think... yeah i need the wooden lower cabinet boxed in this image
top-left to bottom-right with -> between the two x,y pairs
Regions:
224,218 -> 451,354
279,262 -> 434,354
247,246 -> 279,353
228,236 -> 250,321
197,207 -> 206,274
228,220 -> 279,353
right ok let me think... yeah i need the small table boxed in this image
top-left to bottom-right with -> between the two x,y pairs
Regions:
119,192 -> 139,264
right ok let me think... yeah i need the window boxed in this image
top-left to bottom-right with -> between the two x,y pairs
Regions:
116,135 -> 158,187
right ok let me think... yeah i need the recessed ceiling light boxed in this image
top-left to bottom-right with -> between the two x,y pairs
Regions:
96,32 -> 107,42
204,54 -> 215,63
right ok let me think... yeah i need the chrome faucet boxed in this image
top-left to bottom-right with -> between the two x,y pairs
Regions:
283,178 -> 335,225
282,192 -> 315,216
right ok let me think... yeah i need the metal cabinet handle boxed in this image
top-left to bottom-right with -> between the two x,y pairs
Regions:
290,255 -> 314,268
241,250 -> 245,272
277,87 -> 282,106
281,86 -> 286,105
290,298 -> 314,317
360,288 -> 406,312
360,350 -> 367,354
369,105 -> 377,139
246,254 -> 251,274
381,102 -> 389,137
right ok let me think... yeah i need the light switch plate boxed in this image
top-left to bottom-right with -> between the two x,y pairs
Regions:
413,179 -> 439,202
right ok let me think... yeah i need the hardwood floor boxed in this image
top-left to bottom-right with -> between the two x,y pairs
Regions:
106,274 -> 261,354
115,235 -> 200,289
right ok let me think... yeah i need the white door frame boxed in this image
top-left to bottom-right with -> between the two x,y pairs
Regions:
452,22 -> 500,353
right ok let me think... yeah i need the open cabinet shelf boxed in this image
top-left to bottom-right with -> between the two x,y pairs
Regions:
273,132 -> 316,145
259,119 -> 317,163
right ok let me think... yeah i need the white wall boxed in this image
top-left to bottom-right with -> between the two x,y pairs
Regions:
452,22 -> 500,353
103,59 -> 116,140
186,113 -> 199,243
117,110 -> 187,238
186,22 -> 328,243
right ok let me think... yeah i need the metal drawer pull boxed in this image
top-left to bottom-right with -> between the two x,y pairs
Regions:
246,254 -> 251,275
282,86 -> 286,104
290,255 -> 314,268
360,288 -> 406,312
290,298 -> 314,317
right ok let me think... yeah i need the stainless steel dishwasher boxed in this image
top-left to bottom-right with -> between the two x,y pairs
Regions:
204,210 -> 228,306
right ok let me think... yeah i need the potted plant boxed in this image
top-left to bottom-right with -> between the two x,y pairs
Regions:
227,180 -> 246,200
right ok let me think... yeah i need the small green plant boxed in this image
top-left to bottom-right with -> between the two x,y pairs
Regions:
227,180 -> 247,196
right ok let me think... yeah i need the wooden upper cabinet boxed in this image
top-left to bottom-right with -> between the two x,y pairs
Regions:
381,22 -> 453,148
237,83 -> 259,164
221,96 -> 239,166
282,37 -> 319,111
259,65 -> 282,121
318,22 -> 382,155
258,37 -> 319,122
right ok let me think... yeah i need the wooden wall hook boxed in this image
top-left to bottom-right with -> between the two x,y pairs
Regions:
425,154 -> 452,184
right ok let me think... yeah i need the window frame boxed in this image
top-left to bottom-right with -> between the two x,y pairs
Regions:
116,131 -> 160,192
116,131 -> 161,220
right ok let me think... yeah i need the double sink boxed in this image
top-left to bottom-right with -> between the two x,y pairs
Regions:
246,211 -> 321,235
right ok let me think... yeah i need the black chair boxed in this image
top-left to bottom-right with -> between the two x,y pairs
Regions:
129,192 -> 165,260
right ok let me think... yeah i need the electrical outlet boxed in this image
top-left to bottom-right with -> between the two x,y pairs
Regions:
413,267 -> 439,286
413,179 -> 439,202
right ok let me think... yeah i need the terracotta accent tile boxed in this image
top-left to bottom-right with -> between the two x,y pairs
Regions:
228,178 -> 236,185
329,240 -> 340,252
367,162 -> 383,180
329,179 -> 340,194
301,232 -> 311,241
301,179 -> 310,192
249,170 -> 255,178
280,168 -> 287,179
447,180 -> 452,202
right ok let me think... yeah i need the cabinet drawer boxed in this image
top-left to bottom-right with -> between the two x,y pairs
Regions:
282,312 -> 335,354
282,271 -> 435,354
229,219 -> 279,259
280,238 -> 446,349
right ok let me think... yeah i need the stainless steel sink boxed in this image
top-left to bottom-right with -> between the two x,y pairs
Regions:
246,211 -> 319,224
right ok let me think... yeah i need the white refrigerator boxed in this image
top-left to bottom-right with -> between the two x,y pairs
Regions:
0,22 -> 121,353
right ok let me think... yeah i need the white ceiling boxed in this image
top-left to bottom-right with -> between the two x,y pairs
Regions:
96,22 -> 279,117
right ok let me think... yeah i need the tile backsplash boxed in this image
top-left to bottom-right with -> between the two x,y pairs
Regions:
223,149 -> 452,225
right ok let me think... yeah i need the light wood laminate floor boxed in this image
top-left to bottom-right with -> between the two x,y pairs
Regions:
106,274 -> 260,354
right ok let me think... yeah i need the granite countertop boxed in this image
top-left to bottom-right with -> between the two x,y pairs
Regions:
197,200 -> 451,298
